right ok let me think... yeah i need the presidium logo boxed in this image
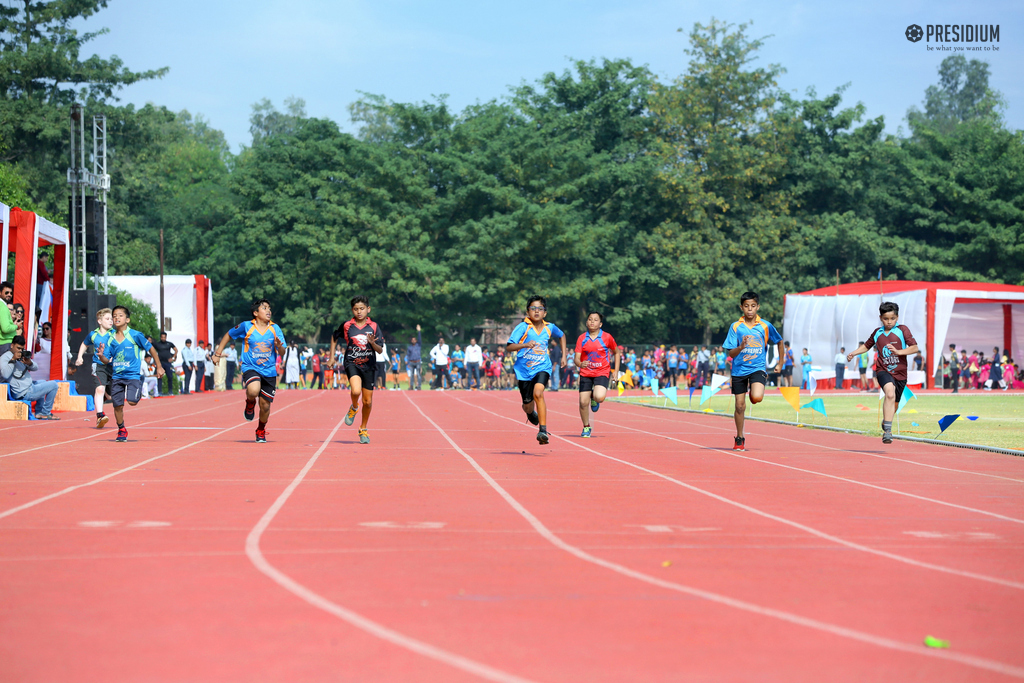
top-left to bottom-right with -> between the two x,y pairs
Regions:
906,23 -> 1001,51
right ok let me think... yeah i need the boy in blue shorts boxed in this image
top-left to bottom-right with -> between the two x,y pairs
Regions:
212,298 -> 286,443
327,295 -> 384,444
723,291 -> 784,452
506,296 -> 566,444
846,301 -> 919,444
97,305 -> 164,442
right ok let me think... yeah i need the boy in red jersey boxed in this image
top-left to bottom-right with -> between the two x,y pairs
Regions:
328,296 -> 384,444
573,312 -> 620,437
846,301 -> 919,445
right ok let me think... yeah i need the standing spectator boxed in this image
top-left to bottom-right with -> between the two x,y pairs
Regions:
224,343 -> 238,390
986,347 -> 1007,390
1,335 -> 59,419
948,343 -> 959,393
696,345 -> 711,387
390,346 -> 402,389
194,341 -> 207,392
310,348 -> 322,389
465,337 -> 482,390
834,347 -> 847,389
152,332 -> 178,395
299,347 -> 310,388
429,336 -> 450,390
203,345 -> 216,391
548,339 -> 563,391
857,349 -> 870,390
782,341 -> 794,387
282,341 -> 301,389
375,339 -> 389,389
451,344 -> 465,385
407,325 -> 422,390
0,281 -> 16,356
800,348 -> 813,390
181,339 -> 195,395
30,321 -> 52,380
716,346 -> 728,377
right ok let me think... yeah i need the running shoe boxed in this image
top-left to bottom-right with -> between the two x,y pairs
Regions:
244,400 -> 256,422
345,404 -> 359,426
526,411 -> 540,426
115,426 -> 128,442
96,414 -> 109,429
359,428 -> 370,444
256,428 -> 267,443
581,425 -> 592,438
591,398 -> 600,412
537,428 -> 549,445
882,431 -> 893,445
733,437 -> 745,451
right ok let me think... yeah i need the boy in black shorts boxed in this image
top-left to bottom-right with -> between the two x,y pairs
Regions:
723,292 -> 784,451
328,296 -> 384,444
505,296 -> 566,444
573,312 -> 620,437
847,301 -> 919,444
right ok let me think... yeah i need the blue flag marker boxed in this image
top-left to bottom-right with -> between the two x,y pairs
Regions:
651,378 -> 660,397
800,398 -> 827,416
938,415 -> 960,434
966,416 -> 979,421
659,386 -> 679,405
699,385 -> 721,406
911,422 -> 920,427
688,386 -> 697,407
896,385 -> 917,415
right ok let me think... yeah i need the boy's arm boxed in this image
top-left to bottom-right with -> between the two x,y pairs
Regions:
97,343 -> 111,365
149,346 -> 165,377
327,336 -> 337,368
893,344 -> 920,357
847,343 -> 869,362
559,334 -> 567,367
775,341 -> 785,372
211,331 -> 234,362
76,339 -> 90,365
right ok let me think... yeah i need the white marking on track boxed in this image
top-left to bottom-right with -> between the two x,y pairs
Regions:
244,418 -> 540,683
425,394 -> 1024,679
78,521 -> 120,528
358,528 -> 446,532
904,531 -> 1000,540
626,525 -> 720,533
77,520 -> 173,528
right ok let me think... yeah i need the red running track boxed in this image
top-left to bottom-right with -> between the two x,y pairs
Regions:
1,389 -> 1022,682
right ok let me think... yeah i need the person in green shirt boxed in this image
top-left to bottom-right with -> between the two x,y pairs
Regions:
0,281 -> 19,356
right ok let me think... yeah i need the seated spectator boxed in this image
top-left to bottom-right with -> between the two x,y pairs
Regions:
142,356 -> 160,399
1,335 -> 60,419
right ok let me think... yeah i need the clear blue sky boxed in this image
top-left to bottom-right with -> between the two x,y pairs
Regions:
80,0 -> 1022,151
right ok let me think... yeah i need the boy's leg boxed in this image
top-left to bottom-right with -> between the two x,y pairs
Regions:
349,374 -> 363,410
258,396 -> 271,424
592,384 -> 608,404
881,383 -> 896,422
578,389 -> 591,426
733,392 -> 747,438
360,386 -> 373,429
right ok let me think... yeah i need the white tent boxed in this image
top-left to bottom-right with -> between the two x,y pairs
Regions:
108,275 -> 214,364
784,281 -> 1024,389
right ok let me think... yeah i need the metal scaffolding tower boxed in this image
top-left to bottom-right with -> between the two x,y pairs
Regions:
67,104 -> 111,291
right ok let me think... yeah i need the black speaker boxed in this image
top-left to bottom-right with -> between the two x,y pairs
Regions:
67,196 -> 107,276
66,288 -> 116,393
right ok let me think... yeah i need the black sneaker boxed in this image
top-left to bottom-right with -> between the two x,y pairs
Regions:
537,428 -> 549,445
882,431 -> 893,445
526,411 -> 540,426
244,400 -> 256,422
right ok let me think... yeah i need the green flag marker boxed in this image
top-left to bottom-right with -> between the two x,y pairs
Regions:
924,635 -> 950,649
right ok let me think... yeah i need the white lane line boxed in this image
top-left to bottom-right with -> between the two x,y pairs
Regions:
0,394 -> 323,520
454,396 -> 1024,591
413,394 -> 1024,678
0,402 -> 235,458
615,401 -> 1024,483
552,407 -> 1024,526
244,417 -> 541,683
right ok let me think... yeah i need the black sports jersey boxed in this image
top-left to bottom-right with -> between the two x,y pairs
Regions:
334,318 -> 383,367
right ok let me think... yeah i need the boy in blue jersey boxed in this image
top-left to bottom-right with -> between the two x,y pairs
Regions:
506,295 -> 566,445
75,307 -> 114,428
212,298 -> 286,443
723,292 -> 784,452
97,306 -> 164,442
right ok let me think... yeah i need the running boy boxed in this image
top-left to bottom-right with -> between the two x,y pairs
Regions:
97,305 -> 164,442
506,296 -> 566,444
573,312 -> 620,437
846,301 -> 920,444
328,296 -> 384,444
212,298 -> 286,443
723,291 -> 784,452
75,307 -> 113,428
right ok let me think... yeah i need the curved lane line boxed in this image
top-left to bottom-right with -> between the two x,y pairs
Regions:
424,394 -> 1024,678
244,417 -> 543,683
453,396 -> 1024,591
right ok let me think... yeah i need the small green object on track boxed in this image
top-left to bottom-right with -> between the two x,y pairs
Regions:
924,635 -> 950,649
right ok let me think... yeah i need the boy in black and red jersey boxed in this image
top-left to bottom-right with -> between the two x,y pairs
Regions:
328,296 -> 384,444
847,301 -> 920,445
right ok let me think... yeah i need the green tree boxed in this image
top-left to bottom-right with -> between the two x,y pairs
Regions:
907,55 -> 1004,134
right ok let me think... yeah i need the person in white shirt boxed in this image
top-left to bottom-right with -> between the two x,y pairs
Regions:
429,337 -> 450,390
223,344 -> 238,389
142,356 -> 159,398
181,340 -> 196,395
203,345 -> 216,391
375,340 -> 389,389
834,347 -> 848,390
464,338 -> 483,390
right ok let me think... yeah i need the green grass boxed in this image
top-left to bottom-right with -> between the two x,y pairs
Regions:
612,391 -> 1024,452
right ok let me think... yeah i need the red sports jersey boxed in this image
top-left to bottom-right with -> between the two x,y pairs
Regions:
334,318 -> 383,367
863,324 -> 917,381
574,331 -> 617,378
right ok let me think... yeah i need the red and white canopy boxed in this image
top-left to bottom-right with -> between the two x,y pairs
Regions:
784,281 -> 1024,388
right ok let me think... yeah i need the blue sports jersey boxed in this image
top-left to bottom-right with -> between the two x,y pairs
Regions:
86,327 -> 113,365
723,316 -> 782,377
507,319 -> 564,381
105,327 -> 152,379
229,320 -> 285,376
